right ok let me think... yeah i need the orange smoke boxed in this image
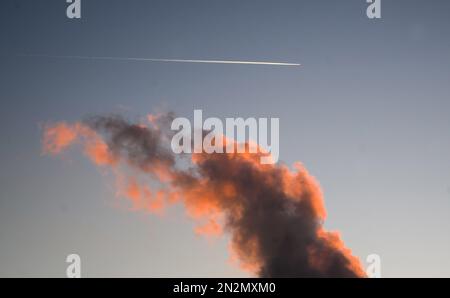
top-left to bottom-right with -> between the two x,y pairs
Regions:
42,122 -> 116,166
42,115 -> 366,277
42,122 -> 78,154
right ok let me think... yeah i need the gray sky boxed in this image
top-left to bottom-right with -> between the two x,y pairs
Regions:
1,0 -> 450,277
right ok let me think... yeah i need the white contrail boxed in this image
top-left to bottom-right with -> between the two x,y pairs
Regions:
18,54 -> 300,67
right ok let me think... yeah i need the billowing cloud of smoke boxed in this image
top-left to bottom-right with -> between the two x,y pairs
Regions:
42,113 -> 366,277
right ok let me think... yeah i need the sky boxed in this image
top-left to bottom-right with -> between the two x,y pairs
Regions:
1,0 -> 450,277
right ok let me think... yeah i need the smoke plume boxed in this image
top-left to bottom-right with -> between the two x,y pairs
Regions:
42,113 -> 366,277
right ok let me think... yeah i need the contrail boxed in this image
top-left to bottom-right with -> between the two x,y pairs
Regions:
17,54 -> 300,67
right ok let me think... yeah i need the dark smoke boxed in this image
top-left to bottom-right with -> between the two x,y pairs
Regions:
43,113 -> 366,277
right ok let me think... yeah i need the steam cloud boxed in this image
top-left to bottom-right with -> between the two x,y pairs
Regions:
42,113 -> 366,277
